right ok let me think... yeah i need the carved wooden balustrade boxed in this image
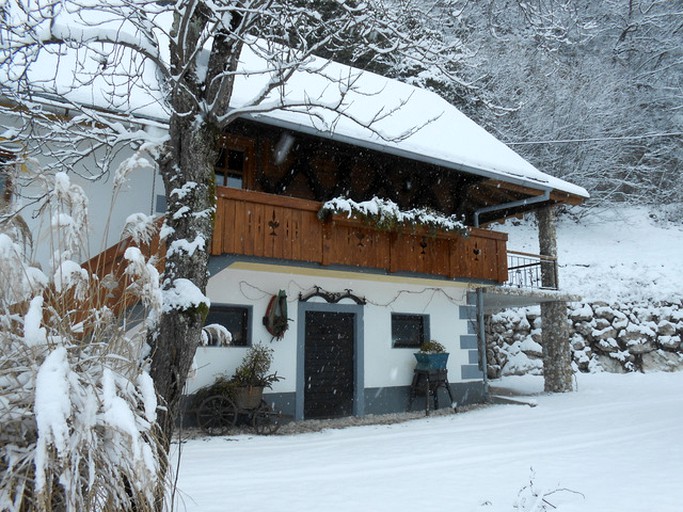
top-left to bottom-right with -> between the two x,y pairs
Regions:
211,187 -> 509,283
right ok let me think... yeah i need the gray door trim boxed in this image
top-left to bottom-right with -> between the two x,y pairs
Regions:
296,301 -> 364,421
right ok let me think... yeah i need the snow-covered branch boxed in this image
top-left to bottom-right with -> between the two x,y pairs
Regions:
0,172 -> 165,511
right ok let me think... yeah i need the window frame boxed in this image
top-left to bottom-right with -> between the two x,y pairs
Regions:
203,303 -> 252,347
214,134 -> 255,190
391,312 -> 430,349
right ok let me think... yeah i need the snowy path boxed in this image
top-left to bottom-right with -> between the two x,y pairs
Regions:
173,372 -> 683,512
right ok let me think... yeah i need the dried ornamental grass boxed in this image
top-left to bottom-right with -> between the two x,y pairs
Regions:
0,172 -> 168,512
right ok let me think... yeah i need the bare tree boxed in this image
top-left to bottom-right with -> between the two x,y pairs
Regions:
411,0 -> 682,212
0,1 -> 464,499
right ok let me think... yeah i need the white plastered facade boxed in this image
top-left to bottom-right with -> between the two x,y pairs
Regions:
189,261 -> 481,418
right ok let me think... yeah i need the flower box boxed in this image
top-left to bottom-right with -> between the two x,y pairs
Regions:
414,352 -> 449,371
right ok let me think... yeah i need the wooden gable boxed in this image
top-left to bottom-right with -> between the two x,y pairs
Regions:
218,119 -> 583,226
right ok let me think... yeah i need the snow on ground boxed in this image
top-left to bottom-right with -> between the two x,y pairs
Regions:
173,371 -> 683,512
173,206 -> 683,511
500,206 -> 683,303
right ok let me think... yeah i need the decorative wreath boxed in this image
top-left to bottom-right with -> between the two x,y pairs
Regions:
263,290 -> 289,341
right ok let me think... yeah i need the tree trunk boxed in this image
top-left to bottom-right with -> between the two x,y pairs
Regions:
537,206 -> 573,392
148,112 -> 220,446
145,10 -> 241,509
146,109 -> 220,512
146,4 -> 232,455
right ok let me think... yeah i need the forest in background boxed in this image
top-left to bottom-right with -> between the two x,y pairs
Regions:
331,0 -> 682,216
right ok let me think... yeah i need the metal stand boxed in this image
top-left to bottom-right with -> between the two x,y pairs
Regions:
408,369 -> 456,416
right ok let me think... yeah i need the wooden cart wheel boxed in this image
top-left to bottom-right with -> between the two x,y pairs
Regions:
197,395 -> 237,436
252,400 -> 281,435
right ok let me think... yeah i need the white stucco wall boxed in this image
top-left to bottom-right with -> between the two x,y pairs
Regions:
1,112 -> 164,270
187,262 -> 476,395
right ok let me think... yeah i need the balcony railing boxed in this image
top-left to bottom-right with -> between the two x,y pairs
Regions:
212,187 -> 509,283
505,250 -> 558,290
84,189 -> 559,305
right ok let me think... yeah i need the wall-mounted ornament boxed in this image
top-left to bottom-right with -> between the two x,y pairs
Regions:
299,286 -> 366,305
263,290 -> 289,340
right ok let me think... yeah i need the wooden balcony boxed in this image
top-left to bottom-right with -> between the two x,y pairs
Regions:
211,187 -> 509,283
79,225 -> 164,317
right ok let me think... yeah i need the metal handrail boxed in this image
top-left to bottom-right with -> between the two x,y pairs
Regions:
505,250 -> 558,290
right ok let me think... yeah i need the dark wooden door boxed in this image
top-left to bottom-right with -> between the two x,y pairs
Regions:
304,311 -> 355,419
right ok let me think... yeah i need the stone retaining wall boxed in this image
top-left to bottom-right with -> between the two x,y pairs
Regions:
487,300 -> 683,377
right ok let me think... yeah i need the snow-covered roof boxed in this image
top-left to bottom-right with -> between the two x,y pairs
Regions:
1,24 -> 588,200
230,46 -> 589,200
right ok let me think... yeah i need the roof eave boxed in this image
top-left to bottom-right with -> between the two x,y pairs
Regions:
243,112 -> 589,204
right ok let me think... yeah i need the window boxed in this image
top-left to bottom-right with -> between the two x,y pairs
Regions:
155,194 -> 166,213
391,313 -> 429,348
204,305 -> 251,347
214,134 -> 254,189
215,147 -> 246,188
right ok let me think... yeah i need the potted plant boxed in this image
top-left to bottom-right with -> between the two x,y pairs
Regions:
414,340 -> 449,371
230,344 -> 282,409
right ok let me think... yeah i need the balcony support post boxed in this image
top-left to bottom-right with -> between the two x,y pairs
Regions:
537,206 -> 573,393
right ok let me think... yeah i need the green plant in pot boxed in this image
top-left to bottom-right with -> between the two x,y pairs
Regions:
231,344 -> 283,409
414,340 -> 449,371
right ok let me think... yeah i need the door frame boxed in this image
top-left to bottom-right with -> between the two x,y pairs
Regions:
296,301 -> 364,421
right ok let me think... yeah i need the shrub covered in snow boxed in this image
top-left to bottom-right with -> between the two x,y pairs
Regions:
0,173 -> 166,511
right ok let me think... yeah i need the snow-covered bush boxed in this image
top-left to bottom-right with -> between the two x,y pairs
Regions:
0,173 -> 165,511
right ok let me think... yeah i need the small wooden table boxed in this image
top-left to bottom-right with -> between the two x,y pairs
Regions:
408,369 -> 456,416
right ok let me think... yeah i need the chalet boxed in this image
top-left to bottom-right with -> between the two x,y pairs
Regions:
182,49 -> 586,420
1,45 -> 588,421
